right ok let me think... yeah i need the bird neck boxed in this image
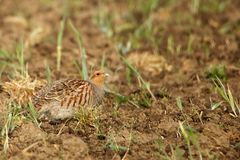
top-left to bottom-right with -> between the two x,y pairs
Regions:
91,78 -> 104,88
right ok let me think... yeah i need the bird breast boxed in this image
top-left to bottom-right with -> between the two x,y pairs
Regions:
91,82 -> 105,106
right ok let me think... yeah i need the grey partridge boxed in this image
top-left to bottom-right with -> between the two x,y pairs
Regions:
32,70 -> 108,121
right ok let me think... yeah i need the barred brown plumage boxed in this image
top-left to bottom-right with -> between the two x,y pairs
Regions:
32,70 -> 108,121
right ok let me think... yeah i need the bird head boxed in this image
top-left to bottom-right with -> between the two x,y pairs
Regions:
90,70 -> 109,87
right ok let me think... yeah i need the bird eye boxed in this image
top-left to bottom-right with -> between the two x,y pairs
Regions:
96,73 -> 100,76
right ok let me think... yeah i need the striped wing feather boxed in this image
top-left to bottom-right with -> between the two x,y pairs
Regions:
33,79 -> 93,108
61,80 -> 93,107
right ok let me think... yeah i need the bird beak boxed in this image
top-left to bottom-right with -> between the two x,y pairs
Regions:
105,73 -> 109,77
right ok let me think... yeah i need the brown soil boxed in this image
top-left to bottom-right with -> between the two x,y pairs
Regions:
0,0 -> 240,160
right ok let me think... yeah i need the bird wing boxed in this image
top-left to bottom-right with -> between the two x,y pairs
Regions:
60,80 -> 93,107
33,79 -> 75,105
44,79 -> 69,101
33,79 -> 93,108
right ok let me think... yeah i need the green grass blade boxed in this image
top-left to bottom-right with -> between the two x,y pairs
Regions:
176,97 -> 183,111
26,102 -> 39,126
213,77 -> 239,117
211,101 -> 223,110
179,122 -> 193,160
101,53 -> 106,70
227,85 -> 237,116
69,20 -> 88,80
57,18 -> 66,72
74,60 -> 82,77
16,41 -> 27,77
45,61 -> 52,83
118,54 -> 156,101
1,103 -> 21,153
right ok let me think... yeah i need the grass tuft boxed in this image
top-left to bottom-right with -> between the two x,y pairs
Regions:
205,64 -> 227,81
26,102 -> 39,126
2,78 -> 45,105
16,41 -> 28,77
118,54 -> 156,101
129,90 -> 153,108
179,121 -> 202,160
74,107 -> 98,127
213,77 -> 240,117
155,137 -> 185,160
1,102 -> 22,153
